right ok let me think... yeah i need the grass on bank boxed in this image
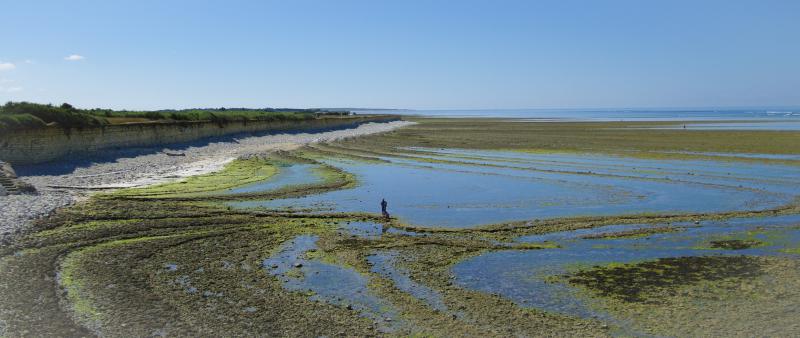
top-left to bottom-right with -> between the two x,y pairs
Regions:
0,101 -> 351,132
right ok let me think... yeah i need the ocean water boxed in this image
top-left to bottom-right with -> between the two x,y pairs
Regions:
354,107 -> 800,123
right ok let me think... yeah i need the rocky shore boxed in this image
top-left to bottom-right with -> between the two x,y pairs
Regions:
0,121 -> 413,244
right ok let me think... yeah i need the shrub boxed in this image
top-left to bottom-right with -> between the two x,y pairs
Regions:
0,114 -> 47,131
0,102 -> 329,131
1,102 -> 108,130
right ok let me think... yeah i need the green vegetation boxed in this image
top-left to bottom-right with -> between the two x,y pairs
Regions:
0,101 -> 352,132
708,239 -> 764,250
780,247 -> 800,254
3,118 -> 800,337
578,226 -> 681,240
113,157 -> 278,198
0,150 -> 608,336
0,102 -> 107,130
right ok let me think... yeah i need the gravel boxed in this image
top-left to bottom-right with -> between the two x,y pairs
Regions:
0,121 -> 413,244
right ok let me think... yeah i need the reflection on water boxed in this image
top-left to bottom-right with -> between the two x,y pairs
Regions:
453,214 -> 800,319
262,235 -> 400,331
234,148 -> 799,228
246,148 -> 800,328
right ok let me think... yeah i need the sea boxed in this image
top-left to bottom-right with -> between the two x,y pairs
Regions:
352,107 -> 800,130
354,107 -> 800,121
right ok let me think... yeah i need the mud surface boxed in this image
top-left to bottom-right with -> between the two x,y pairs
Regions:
2,118 -> 799,337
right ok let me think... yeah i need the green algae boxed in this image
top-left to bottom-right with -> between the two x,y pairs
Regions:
578,226 -> 682,240
567,256 -> 800,337
114,157 -> 278,198
780,247 -> 800,254
3,118 -> 800,337
565,256 -> 765,304
708,239 -> 765,250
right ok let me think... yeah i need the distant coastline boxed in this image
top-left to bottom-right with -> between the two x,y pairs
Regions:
352,107 -> 800,121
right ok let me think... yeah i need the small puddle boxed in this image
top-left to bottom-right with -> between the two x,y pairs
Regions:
262,235 -> 400,331
227,163 -> 321,195
337,221 -> 427,239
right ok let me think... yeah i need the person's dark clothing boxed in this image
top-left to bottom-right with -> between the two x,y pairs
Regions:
381,199 -> 389,219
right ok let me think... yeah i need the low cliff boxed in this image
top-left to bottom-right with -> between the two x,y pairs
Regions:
0,115 -> 399,165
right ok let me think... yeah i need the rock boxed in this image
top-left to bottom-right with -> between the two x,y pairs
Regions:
293,262 -> 303,268
0,161 -> 17,178
346,304 -> 353,310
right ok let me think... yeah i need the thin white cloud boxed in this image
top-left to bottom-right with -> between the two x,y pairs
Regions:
0,86 -> 23,93
0,62 -> 16,71
64,54 -> 85,61
24,59 -> 35,64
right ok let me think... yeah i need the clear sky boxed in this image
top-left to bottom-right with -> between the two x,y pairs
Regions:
1,0 -> 799,110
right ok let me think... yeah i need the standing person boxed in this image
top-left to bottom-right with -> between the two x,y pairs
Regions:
381,198 -> 390,219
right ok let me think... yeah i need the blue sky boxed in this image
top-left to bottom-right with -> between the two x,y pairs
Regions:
1,0 -> 798,110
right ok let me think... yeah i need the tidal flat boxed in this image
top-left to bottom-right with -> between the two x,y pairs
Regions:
2,118 -> 800,337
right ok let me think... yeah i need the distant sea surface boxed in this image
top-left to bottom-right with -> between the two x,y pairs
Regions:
353,108 -> 800,122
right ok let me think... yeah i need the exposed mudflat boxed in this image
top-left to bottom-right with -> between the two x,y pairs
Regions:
2,118 -> 799,337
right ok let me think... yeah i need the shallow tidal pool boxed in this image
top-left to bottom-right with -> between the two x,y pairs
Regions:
234,148 -> 800,228
453,214 -> 800,320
